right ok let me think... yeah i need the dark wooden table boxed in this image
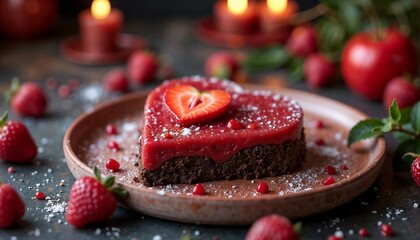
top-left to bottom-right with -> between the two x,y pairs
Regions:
0,18 -> 419,240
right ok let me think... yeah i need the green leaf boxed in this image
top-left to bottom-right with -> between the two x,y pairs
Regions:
393,139 -> 420,172
93,166 -> 102,182
104,176 -> 115,189
243,46 -> 290,72
111,187 -> 128,198
399,107 -> 413,125
0,111 -> 8,127
339,1 -> 362,34
389,99 -> 401,122
348,119 -> 384,146
286,57 -> 304,81
317,19 -> 346,54
393,123 -> 415,142
411,101 -> 420,135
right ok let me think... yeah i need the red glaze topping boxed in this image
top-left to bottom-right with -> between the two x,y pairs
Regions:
141,77 -> 304,170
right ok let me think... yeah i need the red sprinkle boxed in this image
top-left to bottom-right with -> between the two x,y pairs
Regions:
192,183 -> 205,195
227,119 -> 243,130
359,228 -> 369,237
35,191 -> 46,200
315,120 -> 324,129
163,132 -> 173,139
7,167 -> 14,174
106,158 -> 120,172
322,176 -> 335,186
341,165 -> 348,170
106,124 -> 117,135
246,123 -> 257,129
256,182 -> 269,194
325,165 -> 336,175
68,79 -> 80,91
108,141 -> 120,151
315,138 -> 325,146
380,223 -> 393,236
58,85 -> 71,98
46,77 -> 58,90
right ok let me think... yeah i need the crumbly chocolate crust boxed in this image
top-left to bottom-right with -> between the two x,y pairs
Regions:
139,130 -> 306,186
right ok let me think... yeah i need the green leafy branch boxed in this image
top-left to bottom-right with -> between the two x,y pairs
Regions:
348,100 -> 420,170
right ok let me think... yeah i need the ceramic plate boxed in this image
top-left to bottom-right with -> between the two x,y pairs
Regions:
64,85 -> 385,225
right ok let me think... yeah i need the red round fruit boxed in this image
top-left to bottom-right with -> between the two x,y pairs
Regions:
341,29 -> 419,101
192,183 -> 205,195
35,191 -> 45,200
107,141 -> 120,151
103,69 -> 129,93
106,124 -> 117,135
245,214 -> 297,240
411,156 -> 420,186
247,123 -> 257,129
359,228 -> 369,237
380,223 -> 393,236
127,51 -> 158,84
227,119 -> 243,130
383,76 -> 420,110
304,53 -> 335,89
325,165 -> 336,175
204,51 -> 239,80
106,158 -> 120,172
256,182 -> 269,194
286,24 -> 317,57
11,81 -> 48,118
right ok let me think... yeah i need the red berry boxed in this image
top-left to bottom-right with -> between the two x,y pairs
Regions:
106,159 -> 120,172
128,51 -> 158,84
245,214 -> 297,240
192,183 -> 205,195
0,115 -> 38,163
359,228 -> 369,237
325,166 -> 336,175
164,85 -> 231,126
315,138 -> 325,146
10,80 -> 48,118
247,123 -> 257,129
304,53 -> 336,89
107,141 -> 119,151
411,156 -> 420,186
7,167 -> 14,174
163,132 -> 173,139
256,182 -> 269,194
315,120 -> 324,129
286,24 -> 317,57
380,223 -> 393,236
58,85 -> 71,98
204,51 -> 239,80
103,69 -> 129,93
227,119 -> 243,130
0,183 -> 25,228
66,167 -> 127,227
327,235 -> 342,240
323,176 -> 335,186
341,165 -> 348,170
383,76 -> 420,110
106,124 -> 117,135
35,191 -> 45,200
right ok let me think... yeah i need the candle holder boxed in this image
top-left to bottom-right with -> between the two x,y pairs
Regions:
195,1 -> 325,48
60,0 -> 147,65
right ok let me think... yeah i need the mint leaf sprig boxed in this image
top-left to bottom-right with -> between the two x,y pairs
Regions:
348,100 -> 420,168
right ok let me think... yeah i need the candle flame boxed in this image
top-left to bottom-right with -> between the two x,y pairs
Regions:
267,0 -> 287,14
227,0 -> 248,15
91,0 -> 111,20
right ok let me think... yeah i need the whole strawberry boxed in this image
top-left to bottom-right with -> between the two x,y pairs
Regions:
66,166 -> 127,227
286,25 -> 317,58
8,78 -> 48,118
304,53 -> 336,89
245,214 -> 299,240
127,51 -> 158,84
411,156 -> 420,186
103,69 -> 129,93
204,51 -> 239,80
0,112 -> 37,163
0,183 -> 26,228
383,76 -> 420,110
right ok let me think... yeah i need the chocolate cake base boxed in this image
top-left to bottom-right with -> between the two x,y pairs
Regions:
139,131 -> 306,186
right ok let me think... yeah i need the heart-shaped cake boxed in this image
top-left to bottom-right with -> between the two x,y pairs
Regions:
140,76 -> 305,186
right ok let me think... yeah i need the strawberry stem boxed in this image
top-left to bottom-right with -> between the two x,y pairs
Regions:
0,111 -> 8,128
4,77 -> 20,105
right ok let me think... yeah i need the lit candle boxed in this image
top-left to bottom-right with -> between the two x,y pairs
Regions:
79,0 -> 123,53
260,0 -> 298,33
214,0 -> 258,34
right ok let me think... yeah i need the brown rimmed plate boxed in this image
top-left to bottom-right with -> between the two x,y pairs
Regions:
63,85 -> 385,225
